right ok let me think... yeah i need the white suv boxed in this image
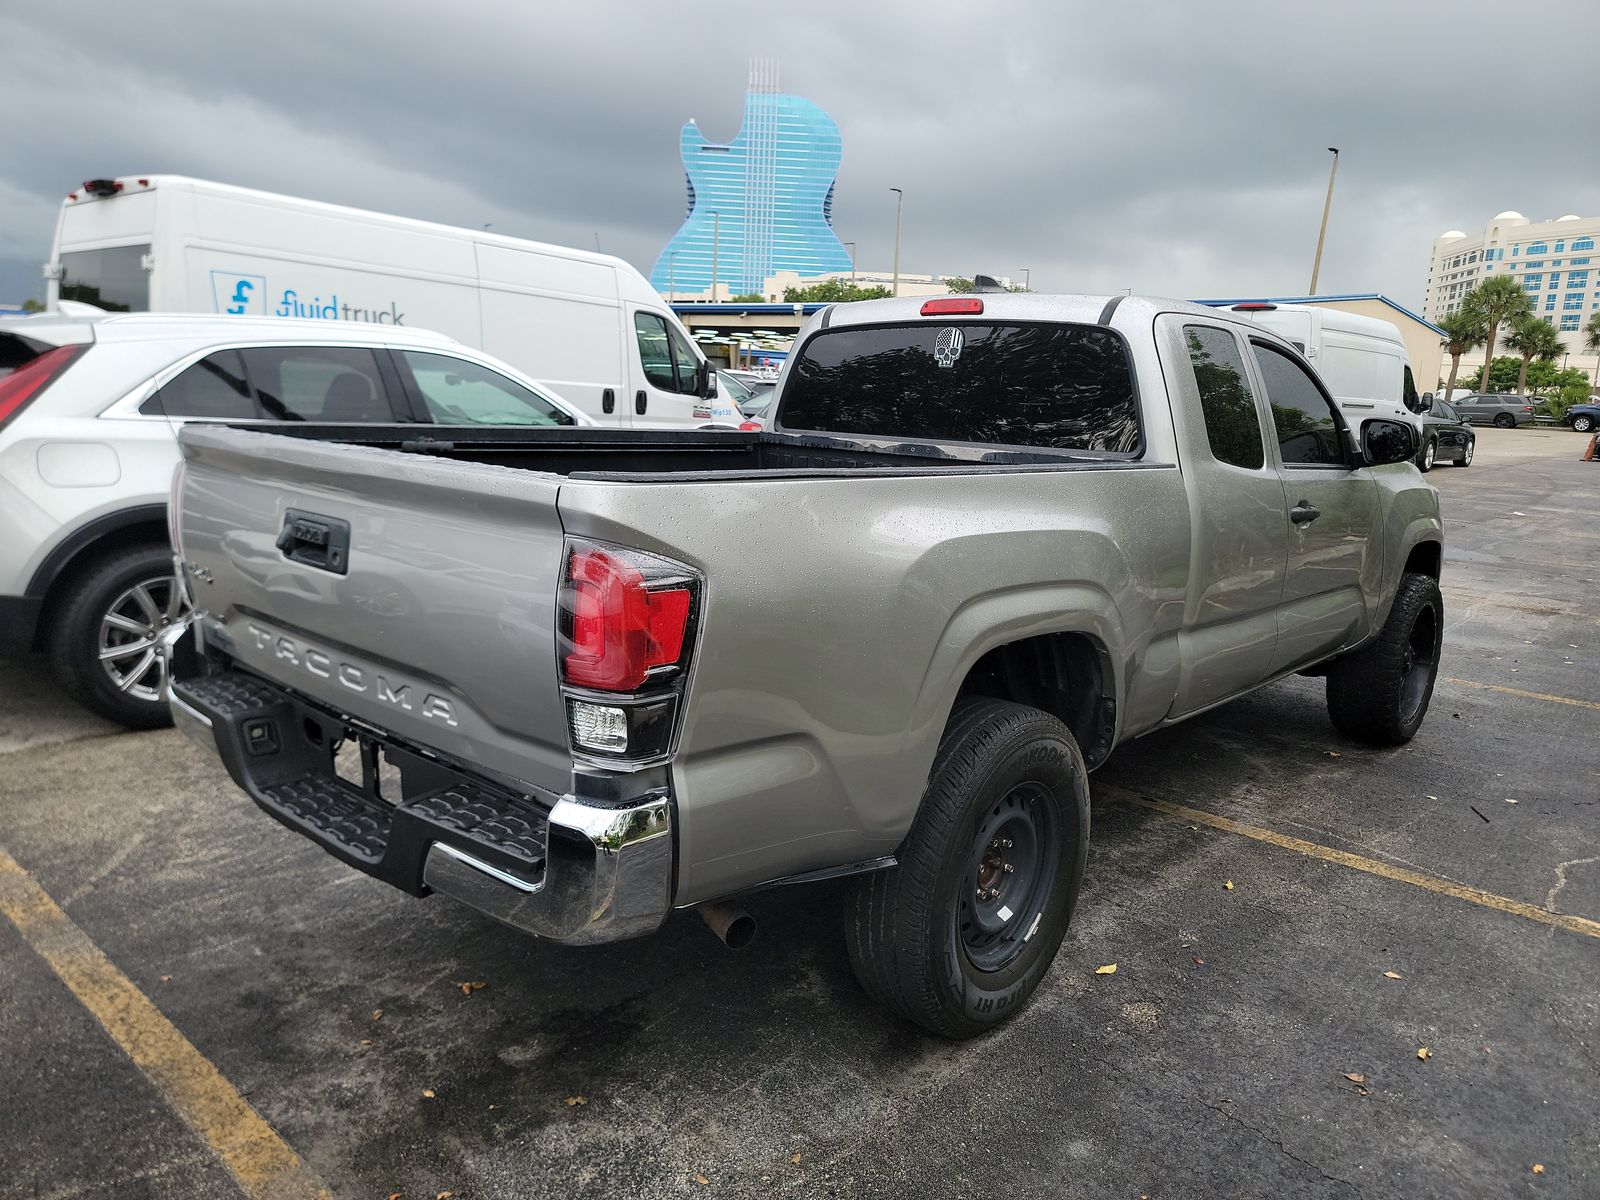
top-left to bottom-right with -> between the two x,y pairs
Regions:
0,311 -> 588,728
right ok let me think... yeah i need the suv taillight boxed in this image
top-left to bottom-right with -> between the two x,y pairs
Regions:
0,344 -> 86,430
558,540 -> 700,763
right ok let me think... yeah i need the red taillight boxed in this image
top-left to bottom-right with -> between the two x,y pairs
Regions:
921,297 -> 984,316
0,344 -> 86,429
561,544 -> 695,692
737,420 -> 763,431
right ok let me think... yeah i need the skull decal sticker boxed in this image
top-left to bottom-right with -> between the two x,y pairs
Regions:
934,326 -> 965,368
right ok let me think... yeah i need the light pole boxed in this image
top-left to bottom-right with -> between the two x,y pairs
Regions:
890,188 -> 904,297
1308,147 -> 1339,295
1021,268 -> 1031,291
845,241 -> 857,282
710,211 -> 721,303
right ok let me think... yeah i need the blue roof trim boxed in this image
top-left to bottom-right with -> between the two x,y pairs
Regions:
1193,294 -> 1445,337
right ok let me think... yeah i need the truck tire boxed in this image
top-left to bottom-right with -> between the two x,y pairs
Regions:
844,697 -> 1090,1039
1325,572 -> 1442,746
47,543 -> 182,730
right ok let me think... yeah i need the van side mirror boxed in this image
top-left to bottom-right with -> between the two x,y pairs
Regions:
699,361 -> 716,400
1361,418 -> 1417,466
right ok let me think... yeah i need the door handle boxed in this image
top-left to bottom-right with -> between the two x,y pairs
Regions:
635,390 -> 647,415
1289,501 -> 1321,525
602,388 -> 615,415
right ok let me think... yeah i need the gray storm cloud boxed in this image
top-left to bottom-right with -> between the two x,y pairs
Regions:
2,0 -> 1596,307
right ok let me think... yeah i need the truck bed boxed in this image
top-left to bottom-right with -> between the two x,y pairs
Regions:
253,424 -> 1141,481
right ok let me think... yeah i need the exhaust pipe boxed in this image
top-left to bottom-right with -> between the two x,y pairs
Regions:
698,901 -> 757,949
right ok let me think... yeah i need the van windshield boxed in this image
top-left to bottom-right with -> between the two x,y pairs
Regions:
779,322 -> 1140,454
59,245 -> 150,312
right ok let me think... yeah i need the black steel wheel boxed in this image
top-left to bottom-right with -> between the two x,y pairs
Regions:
844,697 -> 1089,1039
1493,412 -> 1515,428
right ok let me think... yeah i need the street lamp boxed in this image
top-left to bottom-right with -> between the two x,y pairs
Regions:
845,241 -> 857,282
890,189 -> 904,297
1308,147 -> 1339,295
1021,268 -> 1031,291
710,211 -> 721,303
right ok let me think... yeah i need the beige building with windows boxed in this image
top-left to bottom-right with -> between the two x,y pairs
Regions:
1424,212 -> 1600,383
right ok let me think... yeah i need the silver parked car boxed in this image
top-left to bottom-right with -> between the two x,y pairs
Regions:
1454,392 -> 1536,428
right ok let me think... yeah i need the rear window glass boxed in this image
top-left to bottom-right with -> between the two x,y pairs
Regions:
778,322 -> 1140,453
152,350 -> 257,419
0,333 -> 48,379
59,245 -> 150,313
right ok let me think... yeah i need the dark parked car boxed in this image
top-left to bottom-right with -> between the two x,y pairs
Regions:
1455,393 -> 1535,428
1563,402 -> 1600,434
1415,398 -> 1475,470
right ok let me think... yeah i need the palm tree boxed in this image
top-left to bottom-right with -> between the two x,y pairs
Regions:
1465,276 -> 1534,394
1506,313 -> 1564,398
1585,313 -> 1600,393
1437,306 -> 1486,405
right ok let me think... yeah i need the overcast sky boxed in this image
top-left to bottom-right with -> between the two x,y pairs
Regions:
4,1 -> 1598,310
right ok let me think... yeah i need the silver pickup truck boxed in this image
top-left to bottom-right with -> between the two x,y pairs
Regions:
166,294 -> 1443,1038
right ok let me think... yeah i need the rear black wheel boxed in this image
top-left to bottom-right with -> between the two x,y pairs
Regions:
844,698 -> 1089,1039
1493,412 -> 1515,428
1326,572 -> 1443,746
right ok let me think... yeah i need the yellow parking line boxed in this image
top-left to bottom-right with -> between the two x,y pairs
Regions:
1106,788 -> 1600,940
1444,676 -> 1600,713
0,845 -> 330,1200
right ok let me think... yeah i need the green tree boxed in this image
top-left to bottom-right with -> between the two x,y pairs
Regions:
1461,356 -> 1521,393
727,292 -> 766,303
782,279 -> 893,303
942,276 -> 974,294
21,297 -> 45,313
1505,313 -> 1564,397
1464,275 -> 1534,396
1585,313 -> 1600,393
1436,305 -> 1486,402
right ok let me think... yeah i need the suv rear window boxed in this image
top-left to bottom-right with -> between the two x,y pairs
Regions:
778,322 -> 1140,454
0,332 -> 49,380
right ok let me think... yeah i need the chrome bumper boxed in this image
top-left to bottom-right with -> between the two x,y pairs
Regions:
421,794 -> 672,946
169,667 -> 674,947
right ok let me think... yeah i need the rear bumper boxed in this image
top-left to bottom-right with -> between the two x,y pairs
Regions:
170,668 -> 673,946
0,596 -> 42,657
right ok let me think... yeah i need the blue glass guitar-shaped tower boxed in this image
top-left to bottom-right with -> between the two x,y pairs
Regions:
651,60 -> 852,298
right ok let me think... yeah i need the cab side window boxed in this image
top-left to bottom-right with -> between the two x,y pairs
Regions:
1252,342 -> 1347,466
1184,325 -> 1264,470
148,350 -> 259,419
633,312 -> 701,396
239,347 -> 395,422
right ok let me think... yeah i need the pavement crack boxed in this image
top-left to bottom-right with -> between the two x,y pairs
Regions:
1198,1098 -> 1363,1197
1545,856 -> 1600,914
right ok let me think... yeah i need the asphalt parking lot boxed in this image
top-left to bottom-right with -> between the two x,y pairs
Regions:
2,427 -> 1595,1200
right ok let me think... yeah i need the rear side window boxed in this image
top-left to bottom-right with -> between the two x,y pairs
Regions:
239,346 -> 395,422
1251,342 -> 1347,466
1184,325 -> 1264,470
59,245 -> 151,313
0,333 -> 48,379
397,351 -> 575,426
152,350 -> 257,419
780,322 -> 1140,453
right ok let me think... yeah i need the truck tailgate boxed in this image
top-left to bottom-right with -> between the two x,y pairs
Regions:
174,425 -> 571,797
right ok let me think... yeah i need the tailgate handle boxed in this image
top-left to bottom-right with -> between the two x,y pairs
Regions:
276,509 -> 351,575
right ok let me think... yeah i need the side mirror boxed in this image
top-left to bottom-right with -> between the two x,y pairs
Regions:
1361,418 -> 1417,467
699,361 -> 717,400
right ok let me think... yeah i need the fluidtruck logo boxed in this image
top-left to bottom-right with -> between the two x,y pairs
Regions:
210,271 -> 267,316
209,269 -> 404,324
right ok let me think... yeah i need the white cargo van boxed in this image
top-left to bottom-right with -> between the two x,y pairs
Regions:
1221,303 -> 1423,426
45,175 -> 734,427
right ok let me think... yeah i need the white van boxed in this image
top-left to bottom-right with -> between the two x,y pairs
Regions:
1221,303 -> 1423,427
45,175 -> 735,427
